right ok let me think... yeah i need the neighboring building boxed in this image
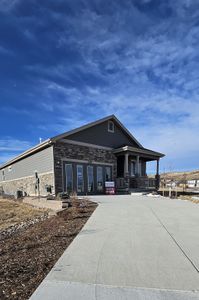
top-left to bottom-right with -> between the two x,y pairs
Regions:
0,115 -> 165,196
187,180 -> 199,188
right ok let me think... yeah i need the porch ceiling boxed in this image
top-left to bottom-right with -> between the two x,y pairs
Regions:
113,145 -> 165,161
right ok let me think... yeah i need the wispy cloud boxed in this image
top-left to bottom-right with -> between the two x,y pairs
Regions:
0,0 -> 199,171
0,138 -> 32,152
0,0 -> 20,12
0,138 -> 33,164
0,45 -> 13,56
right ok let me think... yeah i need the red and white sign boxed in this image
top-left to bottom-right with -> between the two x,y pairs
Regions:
105,181 -> 115,194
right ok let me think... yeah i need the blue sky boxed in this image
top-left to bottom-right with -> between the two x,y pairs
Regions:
0,0 -> 199,173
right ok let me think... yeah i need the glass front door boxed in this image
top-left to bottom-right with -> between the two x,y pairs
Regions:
130,161 -> 136,176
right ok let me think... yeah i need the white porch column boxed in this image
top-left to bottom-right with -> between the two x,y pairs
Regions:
136,155 -> 140,176
124,153 -> 129,176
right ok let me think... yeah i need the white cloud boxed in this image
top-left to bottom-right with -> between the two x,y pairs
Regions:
2,0 -> 198,172
0,45 -> 13,56
0,0 -> 20,12
0,138 -> 33,152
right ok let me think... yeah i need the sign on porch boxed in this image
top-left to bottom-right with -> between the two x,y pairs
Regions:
105,181 -> 115,195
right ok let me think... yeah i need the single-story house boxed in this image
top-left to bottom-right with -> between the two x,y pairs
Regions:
0,115 -> 165,196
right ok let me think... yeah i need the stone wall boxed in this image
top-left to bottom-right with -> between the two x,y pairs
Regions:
53,141 -> 117,194
0,172 -> 54,197
23,197 -> 62,210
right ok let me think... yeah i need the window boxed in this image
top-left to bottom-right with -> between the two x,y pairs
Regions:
65,164 -> 73,193
87,166 -> 94,192
97,166 -> 103,191
105,166 -> 111,181
8,165 -> 12,172
77,165 -> 84,193
2,169 -> 5,181
139,162 -> 142,176
108,120 -> 114,133
130,161 -> 136,176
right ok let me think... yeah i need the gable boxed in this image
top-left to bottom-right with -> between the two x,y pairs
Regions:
63,119 -> 141,149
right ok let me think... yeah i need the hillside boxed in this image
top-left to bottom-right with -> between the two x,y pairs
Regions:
160,170 -> 199,181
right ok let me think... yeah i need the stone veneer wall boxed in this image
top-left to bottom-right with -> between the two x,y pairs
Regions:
0,172 -> 54,197
53,141 -> 117,194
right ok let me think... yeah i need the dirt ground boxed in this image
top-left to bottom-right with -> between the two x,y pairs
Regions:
0,199 -> 97,300
0,198 -> 49,231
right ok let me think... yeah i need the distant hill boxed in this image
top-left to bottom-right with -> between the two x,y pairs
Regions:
160,170 -> 199,181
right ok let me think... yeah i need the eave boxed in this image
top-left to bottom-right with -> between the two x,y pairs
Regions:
113,145 -> 165,159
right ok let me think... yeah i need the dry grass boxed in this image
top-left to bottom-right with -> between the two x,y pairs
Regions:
160,170 -> 199,181
0,198 -> 48,231
178,195 -> 199,204
0,200 -> 97,300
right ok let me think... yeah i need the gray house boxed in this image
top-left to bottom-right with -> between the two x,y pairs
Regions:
0,115 -> 164,196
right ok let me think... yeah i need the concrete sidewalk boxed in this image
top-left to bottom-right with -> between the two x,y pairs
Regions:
30,195 -> 199,300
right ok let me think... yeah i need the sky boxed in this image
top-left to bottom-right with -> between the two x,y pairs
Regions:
0,0 -> 199,173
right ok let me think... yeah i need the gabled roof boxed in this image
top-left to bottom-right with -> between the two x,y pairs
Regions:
51,114 -> 143,148
0,115 -> 152,169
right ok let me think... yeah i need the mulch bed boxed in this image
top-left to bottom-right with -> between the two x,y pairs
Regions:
0,200 -> 97,300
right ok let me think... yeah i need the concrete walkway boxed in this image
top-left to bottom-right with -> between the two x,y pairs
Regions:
30,195 -> 199,299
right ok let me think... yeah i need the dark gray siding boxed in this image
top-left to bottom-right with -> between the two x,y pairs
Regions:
0,146 -> 54,182
65,120 -> 140,148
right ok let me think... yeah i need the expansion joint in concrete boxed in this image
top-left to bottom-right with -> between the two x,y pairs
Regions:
148,206 -> 199,274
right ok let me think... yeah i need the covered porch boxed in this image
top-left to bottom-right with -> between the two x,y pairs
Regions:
114,146 -> 164,193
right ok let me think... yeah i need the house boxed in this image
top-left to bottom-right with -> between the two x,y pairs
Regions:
0,115 -> 165,196
187,180 -> 199,188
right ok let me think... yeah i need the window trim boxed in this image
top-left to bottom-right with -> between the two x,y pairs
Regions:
108,120 -> 115,133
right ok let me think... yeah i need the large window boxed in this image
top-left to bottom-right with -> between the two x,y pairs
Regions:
77,165 -> 84,193
97,166 -> 103,191
105,166 -> 111,181
87,166 -> 94,192
65,164 -> 73,193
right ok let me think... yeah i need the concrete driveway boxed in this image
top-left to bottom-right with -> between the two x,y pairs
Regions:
30,195 -> 199,300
